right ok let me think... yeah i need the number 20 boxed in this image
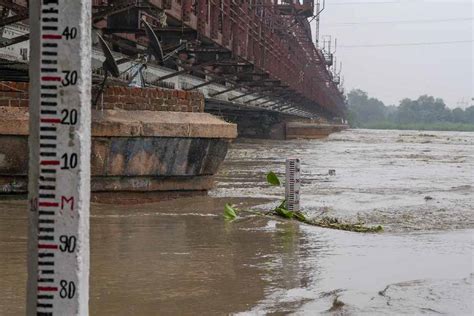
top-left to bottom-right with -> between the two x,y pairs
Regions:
61,109 -> 77,125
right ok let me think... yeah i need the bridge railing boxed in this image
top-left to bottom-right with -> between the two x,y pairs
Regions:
148,0 -> 345,114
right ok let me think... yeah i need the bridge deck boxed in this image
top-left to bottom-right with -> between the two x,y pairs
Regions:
0,0 -> 346,118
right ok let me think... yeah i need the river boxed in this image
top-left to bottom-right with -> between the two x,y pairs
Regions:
1,129 -> 473,315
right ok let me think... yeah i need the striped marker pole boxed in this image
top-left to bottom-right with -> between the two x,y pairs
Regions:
285,158 -> 301,212
27,0 -> 92,315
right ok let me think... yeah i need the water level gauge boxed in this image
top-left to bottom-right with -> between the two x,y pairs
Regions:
286,158 -> 301,212
27,0 -> 92,315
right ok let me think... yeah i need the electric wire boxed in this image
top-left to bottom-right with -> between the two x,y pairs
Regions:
340,39 -> 473,48
324,17 -> 473,26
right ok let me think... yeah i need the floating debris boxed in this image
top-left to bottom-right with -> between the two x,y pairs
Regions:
328,296 -> 345,312
266,171 -> 281,186
223,172 -> 384,233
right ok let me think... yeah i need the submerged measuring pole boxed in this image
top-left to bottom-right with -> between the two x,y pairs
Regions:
285,158 -> 301,212
27,0 -> 92,315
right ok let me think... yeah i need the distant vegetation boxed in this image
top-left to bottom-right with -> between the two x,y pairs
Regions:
346,89 -> 474,132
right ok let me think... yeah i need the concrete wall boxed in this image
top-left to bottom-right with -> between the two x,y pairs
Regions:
0,83 -> 237,202
285,122 -> 348,139
206,108 -> 286,139
206,107 -> 347,140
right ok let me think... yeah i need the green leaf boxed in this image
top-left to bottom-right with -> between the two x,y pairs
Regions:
274,200 -> 295,219
266,171 -> 281,186
224,203 -> 238,221
275,207 -> 294,219
294,211 -> 307,222
278,199 -> 287,210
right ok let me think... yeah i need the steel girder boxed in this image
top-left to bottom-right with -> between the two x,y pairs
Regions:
0,0 -> 346,117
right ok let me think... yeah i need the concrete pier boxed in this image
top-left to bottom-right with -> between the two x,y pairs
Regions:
285,122 -> 348,139
205,105 -> 347,140
0,82 -> 236,202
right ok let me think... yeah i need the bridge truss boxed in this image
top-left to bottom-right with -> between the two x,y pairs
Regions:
0,0 -> 346,119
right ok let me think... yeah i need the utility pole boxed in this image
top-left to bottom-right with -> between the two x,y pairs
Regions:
314,0 -> 325,48
27,0 -> 92,315
315,0 -> 321,47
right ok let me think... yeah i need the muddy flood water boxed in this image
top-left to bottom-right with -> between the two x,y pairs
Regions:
1,129 -> 473,315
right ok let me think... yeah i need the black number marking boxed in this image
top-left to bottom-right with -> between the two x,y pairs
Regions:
61,153 -> 78,170
60,280 -> 76,299
61,109 -> 78,125
62,71 -> 78,87
62,27 -> 77,40
59,235 -> 77,253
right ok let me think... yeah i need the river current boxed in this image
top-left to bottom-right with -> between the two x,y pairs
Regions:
1,129 -> 473,315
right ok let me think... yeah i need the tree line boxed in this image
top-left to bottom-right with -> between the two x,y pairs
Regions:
346,89 -> 474,131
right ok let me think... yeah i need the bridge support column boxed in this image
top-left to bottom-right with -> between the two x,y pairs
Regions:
0,83 -> 237,202
205,106 -> 347,140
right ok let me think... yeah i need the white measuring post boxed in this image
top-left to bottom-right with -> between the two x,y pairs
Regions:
27,0 -> 92,315
285,158 -> 301,212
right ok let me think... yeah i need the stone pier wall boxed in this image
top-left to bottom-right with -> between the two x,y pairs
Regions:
285,122 -> 349,139
206,107 -> 347,140
0,82 -> 237,202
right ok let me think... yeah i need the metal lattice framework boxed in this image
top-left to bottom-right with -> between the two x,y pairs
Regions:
0,0 -> 346,118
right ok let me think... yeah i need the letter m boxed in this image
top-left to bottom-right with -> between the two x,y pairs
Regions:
61,196 -> 74,211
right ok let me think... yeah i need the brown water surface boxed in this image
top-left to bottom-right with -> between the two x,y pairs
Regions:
1,129 -> 473,315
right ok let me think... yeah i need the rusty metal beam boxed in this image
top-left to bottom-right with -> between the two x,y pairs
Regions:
183,79 -> 219,91
236,86 -> 282,104
256,99 -> 275,107
0,0 -> 27,13
93,1 -> 142,23
0,13 -> 28,27
228,90 -> 259,101
183,67 -> 257,91
245,95 -> 268,104
152,59 -> 227,82
0,0 -> 346,117
0,33 -> 29,48
0,1 -> 145,27
209,77 -> 281,98
209,85 -> 238,97
273,102 -> 292,110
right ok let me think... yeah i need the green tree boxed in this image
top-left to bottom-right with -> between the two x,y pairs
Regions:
345,89 -> 474,131
347,89 -> 387,126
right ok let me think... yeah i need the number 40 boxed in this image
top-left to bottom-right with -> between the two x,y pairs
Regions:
62,27 -> 77,40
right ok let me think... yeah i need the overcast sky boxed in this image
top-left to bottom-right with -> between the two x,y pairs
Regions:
316,0 -> 473,108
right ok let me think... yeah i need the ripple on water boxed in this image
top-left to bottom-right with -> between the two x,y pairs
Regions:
214,129 -> 474,233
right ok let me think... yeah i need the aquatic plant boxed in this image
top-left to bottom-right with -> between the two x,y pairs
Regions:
224,203 -> 238,221
266,171 -> 281,186
223,171 -> 383,233
309,217 -> 383,233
